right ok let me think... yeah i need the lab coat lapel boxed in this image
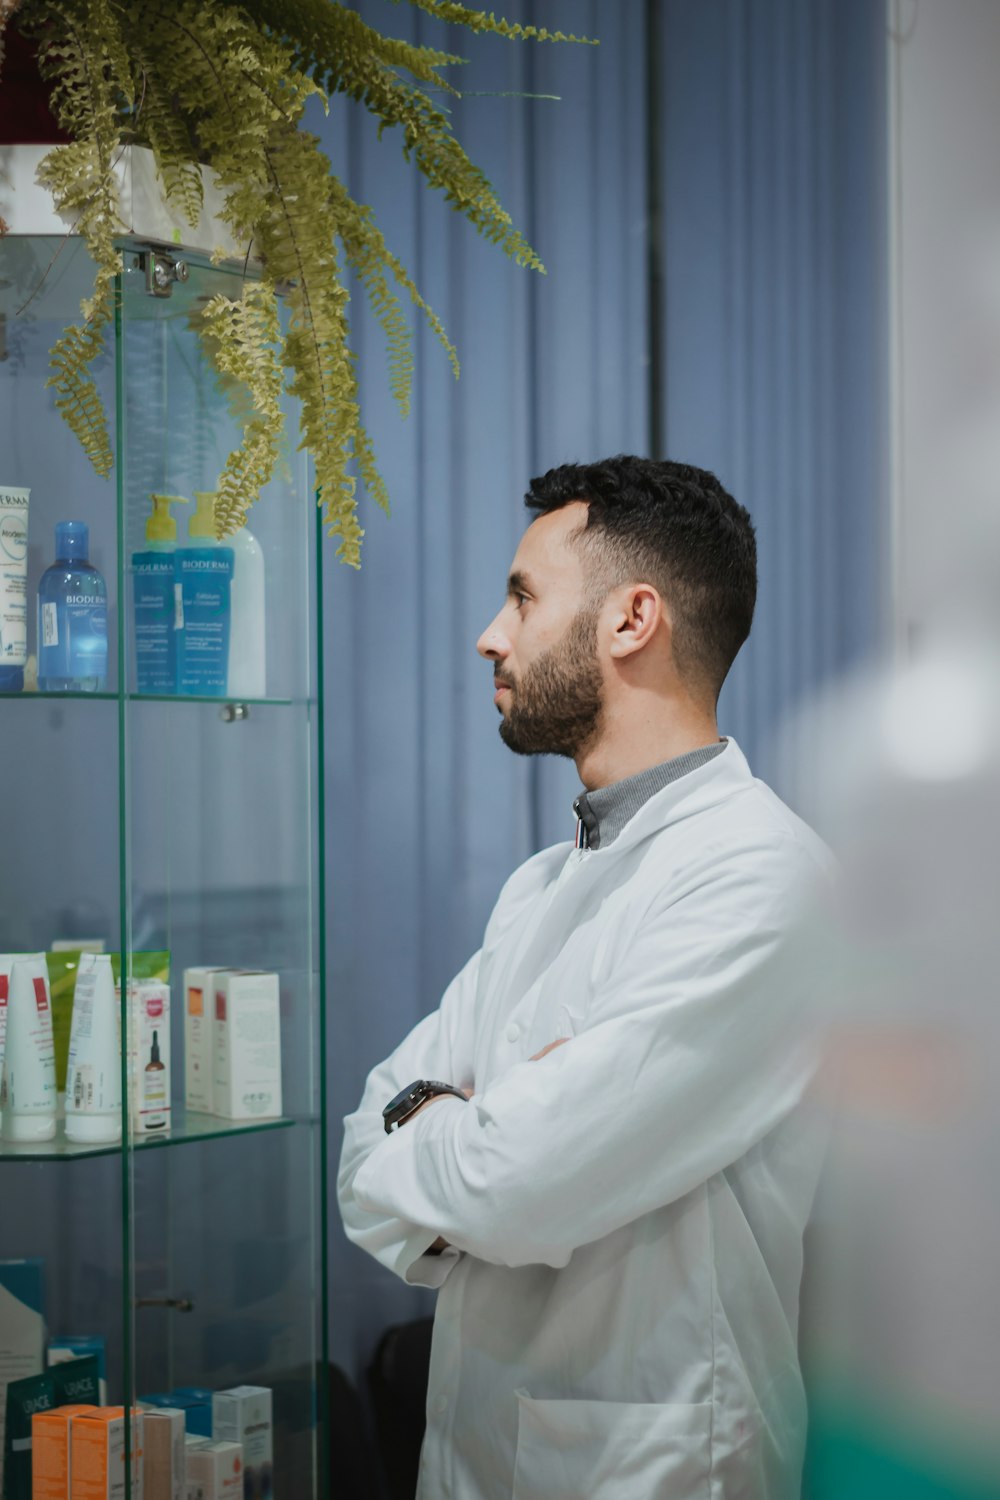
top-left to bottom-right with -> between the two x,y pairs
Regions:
498,742 -> 754,1008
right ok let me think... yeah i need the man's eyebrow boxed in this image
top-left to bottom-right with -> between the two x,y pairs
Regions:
507,569 -> 533,597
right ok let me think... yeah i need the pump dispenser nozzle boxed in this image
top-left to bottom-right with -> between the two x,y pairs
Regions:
190,491 -> 220,541
147,493 -> 188,544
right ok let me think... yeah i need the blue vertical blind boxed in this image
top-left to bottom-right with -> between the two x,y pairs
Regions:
316,0 -> 886,1377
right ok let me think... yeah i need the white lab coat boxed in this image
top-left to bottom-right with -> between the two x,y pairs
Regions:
339,741 -> 832,1500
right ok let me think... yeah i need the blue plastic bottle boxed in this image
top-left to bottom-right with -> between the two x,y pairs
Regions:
132,493 -> 186,694
175,492 -> 234,696
37,521 -> 108,692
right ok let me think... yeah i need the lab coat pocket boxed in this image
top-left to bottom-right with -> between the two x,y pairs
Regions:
511,1392 -> 712,1500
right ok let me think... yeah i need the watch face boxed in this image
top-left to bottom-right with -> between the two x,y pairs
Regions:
384,1082 -> 425,1119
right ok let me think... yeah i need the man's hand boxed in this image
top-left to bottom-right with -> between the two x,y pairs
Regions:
530,1038 -> 570,1062
424,1040 -> 569,1254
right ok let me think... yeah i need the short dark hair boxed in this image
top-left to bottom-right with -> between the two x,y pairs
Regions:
525,455 -> 757,701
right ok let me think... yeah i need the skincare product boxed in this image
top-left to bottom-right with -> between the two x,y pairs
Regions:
3,957 -> 57,1141
212,972 -> 281,1120
48,1338 -> 108,1405
4,1358 -> 99,1500
0,486 -> 30,692
121,979 -> 171,1133
143,1408 -> 185,1500
0,1259 -> 45,1494
183,969 -> 229,1115
226,524 -> 265,699
168,1391 -> 212,1439
37,522 -> 108,692
66,955 -> 121,1144
175,495 -> 233,697
70,1408 -> 144,1500
32,1404 -> 99,1500
133,494 -> 187,695
0,953 -> 24,1132
184,1440 -> 242,1500
211,1387 -> 271,1500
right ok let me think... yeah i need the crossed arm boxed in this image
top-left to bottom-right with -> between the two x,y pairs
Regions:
337,845 -> 820,1281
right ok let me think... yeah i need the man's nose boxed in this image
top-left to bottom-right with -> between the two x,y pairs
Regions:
477,613 -> 508,660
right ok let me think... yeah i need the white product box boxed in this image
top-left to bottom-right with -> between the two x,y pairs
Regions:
211,1387 -> 271,1500
0,1258 -> 44,1493
143,1407 -> 185,1500
183,969 -> 229,1114
119,980 -> 171,1133
212,972 -> 281,1120
71,1408 -> 144,1500
185,1440 -> 242,1500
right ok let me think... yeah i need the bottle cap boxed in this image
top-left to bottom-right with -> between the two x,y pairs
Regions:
189,492 -> 218,540
147,494 -> 187,543
55,521 -> 89,561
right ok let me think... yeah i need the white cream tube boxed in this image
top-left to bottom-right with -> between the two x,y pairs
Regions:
65,953 -> 121,1144
2,955 -> 57,1142
0,957 -> 13,1133
0,487 -> 30,688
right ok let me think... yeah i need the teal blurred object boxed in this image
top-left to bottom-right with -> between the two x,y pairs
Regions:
805,1392 -> 1000,1500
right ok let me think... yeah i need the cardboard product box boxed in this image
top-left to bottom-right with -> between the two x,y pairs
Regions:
0,1258 -> 45,1493
212,972 -> 281,1120
48,1337 -> 108,1404
183,969 -> 229,1114
168,1390 -> 213,1439
143,1407 -> 185,1500
211,1387 -> 271,1500
70,1408 -> 143,1500
184,1440 -> 242,1500
5,1359 -> 101,1500
31,1405 -> 97,1500
120,981 -> 171,1133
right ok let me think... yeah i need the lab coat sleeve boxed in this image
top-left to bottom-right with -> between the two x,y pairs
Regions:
352,835 -> 828,1269
337,950 -> 481,1288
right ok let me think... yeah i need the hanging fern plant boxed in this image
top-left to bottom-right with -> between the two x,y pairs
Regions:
0,0 -> 591,564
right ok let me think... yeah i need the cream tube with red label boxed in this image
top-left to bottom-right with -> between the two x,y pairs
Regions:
0,957 -> 14,1133
2,955 -> 57,1141
66,953 -> 122,1144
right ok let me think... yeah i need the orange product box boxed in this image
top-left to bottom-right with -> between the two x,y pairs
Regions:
70,1408 -> 144,1500
32,1406 -> 98,1500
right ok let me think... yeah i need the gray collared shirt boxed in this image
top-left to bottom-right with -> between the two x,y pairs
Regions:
572,741 -> 726,850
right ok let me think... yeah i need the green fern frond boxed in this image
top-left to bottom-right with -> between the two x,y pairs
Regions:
48,317 -> 113,476
330,176 -> 459,415
243,0 -> 466,89
130,61 -> 204,227
12,0 -> 581,561
199,284 -> 283,535
395,1 -> 596,45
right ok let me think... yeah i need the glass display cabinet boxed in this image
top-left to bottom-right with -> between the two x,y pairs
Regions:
0,147 -> 328,1498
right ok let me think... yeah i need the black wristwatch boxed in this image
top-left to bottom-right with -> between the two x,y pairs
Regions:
383,1080 -> 468,1133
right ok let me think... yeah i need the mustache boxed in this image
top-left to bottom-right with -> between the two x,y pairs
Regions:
494,671 -> 515,690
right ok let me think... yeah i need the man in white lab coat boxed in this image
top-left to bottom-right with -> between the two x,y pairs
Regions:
339,456 -> 831,1500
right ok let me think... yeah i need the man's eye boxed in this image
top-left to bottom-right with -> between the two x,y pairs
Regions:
515,593 -> 529,609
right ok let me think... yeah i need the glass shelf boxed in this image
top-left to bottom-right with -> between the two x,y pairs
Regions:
0,691 -> 298,706
0,1111 -> 300,1163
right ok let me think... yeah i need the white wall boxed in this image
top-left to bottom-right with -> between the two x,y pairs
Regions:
889,0 -> 1000,641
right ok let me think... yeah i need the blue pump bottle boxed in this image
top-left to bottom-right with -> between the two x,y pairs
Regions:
37,521 -> 108,692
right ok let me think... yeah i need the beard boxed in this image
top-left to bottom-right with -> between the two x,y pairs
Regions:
497,607 -> 604,759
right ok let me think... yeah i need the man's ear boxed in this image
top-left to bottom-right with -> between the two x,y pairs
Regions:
607,584 -> 668,660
